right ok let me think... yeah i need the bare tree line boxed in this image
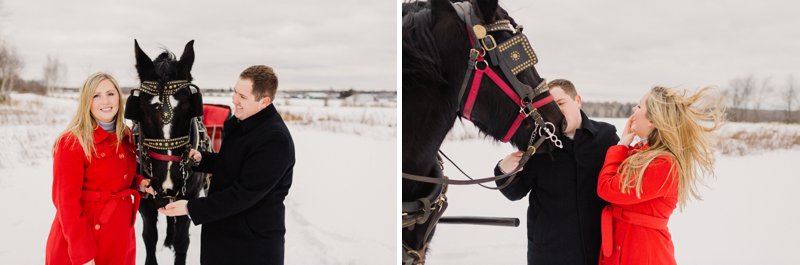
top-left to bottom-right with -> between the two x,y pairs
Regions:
0,1 -> 66,103
583,75 -> 798,124
724,75 -> 798,123
0,41 -> 23,103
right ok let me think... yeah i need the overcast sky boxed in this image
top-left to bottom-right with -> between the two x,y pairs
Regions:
0,0 -> 395,91
3,1 -> 799,101
498,0 -> 800,104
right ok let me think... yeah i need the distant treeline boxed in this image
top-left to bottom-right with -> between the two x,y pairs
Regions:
583,101 -> 799,124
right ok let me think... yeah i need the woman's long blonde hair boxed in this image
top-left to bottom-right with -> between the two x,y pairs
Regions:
54,72 -> 127,160
619,86 -> 726,209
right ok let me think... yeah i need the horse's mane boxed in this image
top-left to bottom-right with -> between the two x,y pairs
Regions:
402,1 -> 448,90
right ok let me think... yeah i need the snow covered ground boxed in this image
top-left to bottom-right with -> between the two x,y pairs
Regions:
0,93 -> 396,264
424,119 -> 800,264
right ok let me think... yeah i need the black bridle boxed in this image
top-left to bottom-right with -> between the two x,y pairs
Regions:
402,2 -> 563,189
126,80 -> 208,203
401,2 -> 563,264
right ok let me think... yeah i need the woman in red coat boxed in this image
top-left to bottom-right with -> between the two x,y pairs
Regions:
597,86 -> 724,265
46,72 -> 155,265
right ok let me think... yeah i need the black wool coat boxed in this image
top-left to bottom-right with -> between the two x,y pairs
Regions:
188,104 -> 295,265
496,112 -> 618,265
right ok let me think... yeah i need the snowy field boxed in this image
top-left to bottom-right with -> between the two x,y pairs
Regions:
0,92 -> 396,264
425,119 -> 800,264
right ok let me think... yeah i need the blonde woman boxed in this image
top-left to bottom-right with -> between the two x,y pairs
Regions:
597,86 -> 724,265
45,73 -> 154,265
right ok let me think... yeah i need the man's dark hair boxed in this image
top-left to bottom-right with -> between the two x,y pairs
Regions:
240,65 -> 278,100
547,79 -> 578,99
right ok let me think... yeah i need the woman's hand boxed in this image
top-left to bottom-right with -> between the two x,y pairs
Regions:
619,115 -> 636,146
499,151 -> 524,174
84,259 -> 95,265
188,149 -> 202,164
139,179 -> 157,196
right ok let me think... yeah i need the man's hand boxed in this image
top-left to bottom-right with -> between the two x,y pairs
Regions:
139,179 -> 157,196
188,149 -> 202,163
499,151 -> 524,174
158,200 -> 189,217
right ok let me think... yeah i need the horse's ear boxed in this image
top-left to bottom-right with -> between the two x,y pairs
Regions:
476,0 -> 498,23
179,40 -> 195,77
134,39 -> 154,79
430,0 -> 457,23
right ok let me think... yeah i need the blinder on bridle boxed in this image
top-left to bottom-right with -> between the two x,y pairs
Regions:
453,2 -> 561,150
125,80 -> 204,124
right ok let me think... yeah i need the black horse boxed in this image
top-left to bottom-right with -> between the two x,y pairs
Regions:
124,40 -> 211,265
402,0 -> 566,263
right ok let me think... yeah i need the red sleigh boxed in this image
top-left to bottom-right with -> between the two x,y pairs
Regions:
202,104 -> 232,152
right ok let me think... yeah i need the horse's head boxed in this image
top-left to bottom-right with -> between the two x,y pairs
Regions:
126,40 -> 203,201
440,0 -> 566,153
402,0 -> 565,262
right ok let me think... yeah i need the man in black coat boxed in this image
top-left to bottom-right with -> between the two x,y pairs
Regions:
495,79 -> 618,265
161,65 -> 295,265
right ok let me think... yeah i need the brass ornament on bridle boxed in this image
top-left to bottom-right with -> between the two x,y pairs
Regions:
138,80 -> 190,125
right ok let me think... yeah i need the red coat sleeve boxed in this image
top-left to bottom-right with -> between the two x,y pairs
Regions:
52,135 -> 97,264
597,145 -> 677,205
131,174 -> 145,191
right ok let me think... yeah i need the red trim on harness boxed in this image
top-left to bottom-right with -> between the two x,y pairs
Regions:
462,69 -> 483,120
532,95 -> 554,109
484,67 -> 523,105
502,113 -> 526,142
461,24 -> 554,143
147,149 -> 183,162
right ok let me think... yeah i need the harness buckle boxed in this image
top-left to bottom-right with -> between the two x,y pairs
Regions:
519,103 -> 535,116
469,48 -> 480,61
526,145 -> 537,154
481,35 -> 497,51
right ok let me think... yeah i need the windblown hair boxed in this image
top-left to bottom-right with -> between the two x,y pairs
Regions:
54,72 -> 127,160
619,86 -> 726,209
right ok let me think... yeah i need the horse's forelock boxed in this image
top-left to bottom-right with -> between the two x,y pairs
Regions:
153,51 -> 178,82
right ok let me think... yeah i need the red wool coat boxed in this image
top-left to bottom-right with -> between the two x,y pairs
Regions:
597,144 -> 679,265
46,126 -> 144,265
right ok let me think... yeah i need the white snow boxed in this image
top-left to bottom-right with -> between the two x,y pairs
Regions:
423,118 -> 800,264
0,93 -> 396,264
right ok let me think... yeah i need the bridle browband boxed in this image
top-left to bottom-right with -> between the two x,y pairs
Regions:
402,2 -> 565,265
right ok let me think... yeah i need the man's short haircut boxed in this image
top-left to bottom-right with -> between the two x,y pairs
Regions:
547,79 -> 578,99
240,65 -> 278,100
